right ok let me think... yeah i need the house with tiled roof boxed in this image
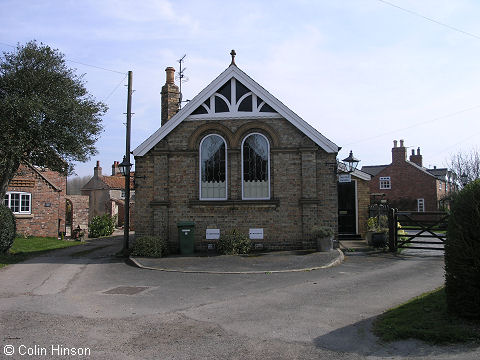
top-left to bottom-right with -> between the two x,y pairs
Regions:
81,161 -> 134,228
361,140 -> 458,211
4,163 -> 66,237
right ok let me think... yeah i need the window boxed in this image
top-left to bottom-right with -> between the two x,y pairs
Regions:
242,133 -> 270,199
438,182 -> 442,191
4,192 -> 31,214
417,198 -> 425,212
200,134 -> 227,200
379,177 -> 391,189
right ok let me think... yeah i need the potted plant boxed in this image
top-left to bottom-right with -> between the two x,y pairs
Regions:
369,215 -> 389,248
311,226 -> 334,252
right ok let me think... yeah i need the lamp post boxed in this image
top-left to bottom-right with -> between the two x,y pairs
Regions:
342,150 -> 360,173
120,70 -> 133,256
119,156 -> 132,256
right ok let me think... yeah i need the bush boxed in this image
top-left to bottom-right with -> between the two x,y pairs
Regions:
217,229 -> 252,255
88,214 -> 116,238
445,179 -> 480,319
0,204 -> 16,254
130,236 -> 169,257
311,225 -> 334,238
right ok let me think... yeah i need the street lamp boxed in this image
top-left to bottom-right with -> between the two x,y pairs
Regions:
342,150 -> 360,173
460,172 -> 468,187
118,156 -> 132,177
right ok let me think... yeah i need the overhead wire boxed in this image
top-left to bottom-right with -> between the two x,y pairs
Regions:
344,104 -> 480,146
376,0 -> 480,41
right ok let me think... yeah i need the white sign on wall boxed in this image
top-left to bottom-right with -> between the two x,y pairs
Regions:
206,229 -> 220,240
338,174 -> 352,183
249,228 -> 264,240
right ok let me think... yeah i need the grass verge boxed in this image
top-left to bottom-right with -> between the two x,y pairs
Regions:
0,236 -> 80,268
373,287 -> 480,344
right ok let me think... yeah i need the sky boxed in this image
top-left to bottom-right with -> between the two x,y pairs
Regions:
1,0 -> 480,178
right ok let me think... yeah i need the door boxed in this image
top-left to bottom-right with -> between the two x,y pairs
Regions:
338,181 -> 357,234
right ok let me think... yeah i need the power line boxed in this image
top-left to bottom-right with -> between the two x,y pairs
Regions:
0,40 -> 126,75
345,104 -> 480,146
377,0 -> 480,41
102,73 -> 128,102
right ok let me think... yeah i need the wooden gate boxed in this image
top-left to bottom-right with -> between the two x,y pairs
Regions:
389,210 -> 448,251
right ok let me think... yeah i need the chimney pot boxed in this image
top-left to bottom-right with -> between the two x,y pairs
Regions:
417,147 -> 421,155
411,149 -> 415,155
393,140 -> 398,148
165,67 -> 175,84
94,161 -> 102,178
400,139 -> 404,147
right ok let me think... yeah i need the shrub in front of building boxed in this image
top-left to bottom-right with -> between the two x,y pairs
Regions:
217,229 -> 252,255
445,179 -> 480,319
130,236 -> 169,257
88,214 -> 116,238
0,204 -> 16,254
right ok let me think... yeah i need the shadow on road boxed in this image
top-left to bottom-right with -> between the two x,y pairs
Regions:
313,316 -> 479,358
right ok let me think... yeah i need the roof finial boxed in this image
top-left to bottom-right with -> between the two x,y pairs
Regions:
230,49 -> 236,66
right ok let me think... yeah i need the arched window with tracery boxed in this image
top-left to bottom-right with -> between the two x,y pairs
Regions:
242,133 -> 270,199
200,134 -> 227,200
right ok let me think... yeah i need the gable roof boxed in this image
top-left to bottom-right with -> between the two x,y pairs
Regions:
28,163 -> 62,192
133,64 -> 339,157
81,173 -> 134,191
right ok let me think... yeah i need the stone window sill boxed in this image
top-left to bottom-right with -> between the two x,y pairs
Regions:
14,214 -> 34,219
189,199 -> 279,208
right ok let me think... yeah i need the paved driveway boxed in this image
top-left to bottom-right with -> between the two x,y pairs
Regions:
0,236 -> 478,359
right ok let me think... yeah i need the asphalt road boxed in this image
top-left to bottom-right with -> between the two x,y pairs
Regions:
0,236 -> 478,359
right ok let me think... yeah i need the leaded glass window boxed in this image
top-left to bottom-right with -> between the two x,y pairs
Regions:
242,133 -> 270,199
200,135 -> 227,200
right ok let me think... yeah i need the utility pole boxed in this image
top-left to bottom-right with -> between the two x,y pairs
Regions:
123,71 -> 133,256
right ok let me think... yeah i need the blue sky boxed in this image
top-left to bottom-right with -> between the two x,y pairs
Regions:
1,0 -> 480,177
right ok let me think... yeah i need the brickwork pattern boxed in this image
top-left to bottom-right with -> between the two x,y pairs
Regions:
135,117 -> 338,251
66,195 -> 89,231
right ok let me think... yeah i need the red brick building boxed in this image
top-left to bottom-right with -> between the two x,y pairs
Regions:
133,56 -> 340,251
362,140 -> 457,211
4,163 -> 66,237
81,161 -> 134,228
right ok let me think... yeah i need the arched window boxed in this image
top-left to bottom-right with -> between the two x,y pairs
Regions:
200,134 -> 227,200
242,133 -> 270,199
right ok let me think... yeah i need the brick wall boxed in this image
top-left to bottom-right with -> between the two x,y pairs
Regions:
66,195 -> 89,231
135,117 -> 338,251
7,164 -> 66,237
356,178 -> 370,237
369,156 -> 439,211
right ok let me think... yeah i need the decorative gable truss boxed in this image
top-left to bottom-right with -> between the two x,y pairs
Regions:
133,65 -> 339,157
189,78 -> 279,119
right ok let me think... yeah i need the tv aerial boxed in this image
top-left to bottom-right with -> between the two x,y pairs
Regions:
176,54 -> 190,108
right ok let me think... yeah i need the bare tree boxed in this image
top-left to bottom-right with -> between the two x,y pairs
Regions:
67,175 -> 91,195
447,148 -> 480,184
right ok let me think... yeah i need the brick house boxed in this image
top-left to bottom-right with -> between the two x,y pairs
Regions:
4,163 -> 66,237
133,55 -> 340,251
81,161 -> 134,228
362,140 -> 457,211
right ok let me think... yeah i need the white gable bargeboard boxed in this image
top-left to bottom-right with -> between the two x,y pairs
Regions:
133,64 -> 339,157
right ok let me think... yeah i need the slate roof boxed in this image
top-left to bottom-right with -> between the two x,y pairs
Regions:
361,165 -> 388,177
133,63 -> 339,157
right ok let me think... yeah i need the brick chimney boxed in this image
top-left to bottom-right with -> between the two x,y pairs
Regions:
161,66 -> 180,126
409,147 -> 423,167
94,160 -> 102,178
392,139 -> 407,164
112,161 -> 120,175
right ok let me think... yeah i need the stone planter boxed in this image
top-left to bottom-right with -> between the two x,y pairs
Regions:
317,236 -> 333,252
